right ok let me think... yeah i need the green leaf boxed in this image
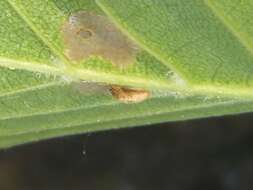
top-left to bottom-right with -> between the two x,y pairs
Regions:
0,0 -> 253,148
97,0 -> 253,96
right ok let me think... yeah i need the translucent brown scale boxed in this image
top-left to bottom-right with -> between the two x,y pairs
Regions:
62,11 -> 139,68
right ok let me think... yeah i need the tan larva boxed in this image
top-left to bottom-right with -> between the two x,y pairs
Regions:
62,11 -> 139,68
110,85 -> 150,103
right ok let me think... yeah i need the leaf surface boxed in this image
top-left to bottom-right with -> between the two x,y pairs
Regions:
0,0 -> 253,148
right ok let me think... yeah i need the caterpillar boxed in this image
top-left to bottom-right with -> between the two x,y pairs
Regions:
73,82 -> 150,103
110,85 -> 150,103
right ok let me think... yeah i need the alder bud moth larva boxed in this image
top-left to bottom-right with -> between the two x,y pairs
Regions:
110,85 -> 150,103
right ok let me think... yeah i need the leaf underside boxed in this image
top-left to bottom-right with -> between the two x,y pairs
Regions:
0,0 -> 253,148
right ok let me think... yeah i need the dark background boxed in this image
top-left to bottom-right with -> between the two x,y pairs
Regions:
1,113 -> 253,190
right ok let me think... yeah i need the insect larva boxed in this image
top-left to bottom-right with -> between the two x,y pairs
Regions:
110,85 -> 150,103
62,11 -> 139,68
73,82 -> 150,103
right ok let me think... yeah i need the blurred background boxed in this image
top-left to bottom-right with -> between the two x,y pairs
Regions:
1,113 -> 253,190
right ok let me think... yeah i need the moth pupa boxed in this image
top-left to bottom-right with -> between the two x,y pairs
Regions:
62,11 -> 139,68
110,85 -> 150,103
